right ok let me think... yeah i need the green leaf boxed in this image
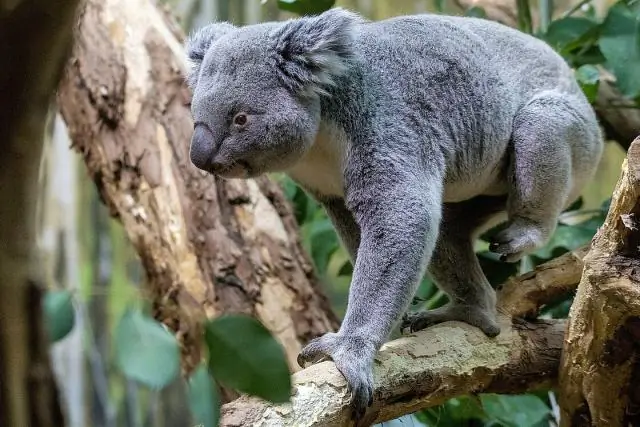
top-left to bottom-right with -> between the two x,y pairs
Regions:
337,259 -> 353,276
599,1 -> 640,98
280,176 -> 299,201
416,396 -> 487,425
43,290 -> 75,342
115,308 -> 180,389
543,17 -> 598,52
188,364 -> 220,427
464,6 -> 487,18
205,315 -> 291,403
307,218 -> 340,274
531,223 -> 596,259
575,64 -> 600,102
277,0 -> 335,15
480,394 -> 551,427
516,0 -> 533,33
433,0 -> 445,13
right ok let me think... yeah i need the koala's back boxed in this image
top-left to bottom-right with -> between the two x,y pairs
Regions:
352,14 -> 580,106
335,14 -> 599,202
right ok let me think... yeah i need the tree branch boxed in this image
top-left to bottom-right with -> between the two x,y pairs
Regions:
220,248 -> 589,426
221,316 -> 565,426
498,246 -> 588,318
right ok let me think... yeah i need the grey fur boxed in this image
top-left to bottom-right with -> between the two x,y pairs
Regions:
185,8 -> 603,422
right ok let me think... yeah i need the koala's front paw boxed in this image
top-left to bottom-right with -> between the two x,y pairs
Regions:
298,332 -> 375,422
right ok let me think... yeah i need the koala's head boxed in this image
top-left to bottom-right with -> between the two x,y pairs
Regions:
184,8 -> 361,179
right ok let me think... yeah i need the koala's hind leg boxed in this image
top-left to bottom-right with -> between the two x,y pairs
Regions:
489,92 -> 583,263
401,196 -> 506,336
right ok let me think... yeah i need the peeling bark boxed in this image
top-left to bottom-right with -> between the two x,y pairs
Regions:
559,139 -> 640,426
219,247 -> 594,427
0,0 -> 81,425
498,247 -> 588,318
56,0 -> 338,382
221,316 -> 565,426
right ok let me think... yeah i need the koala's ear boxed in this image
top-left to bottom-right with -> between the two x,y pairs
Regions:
184,22 -> 236,89
273,7 -> 361,97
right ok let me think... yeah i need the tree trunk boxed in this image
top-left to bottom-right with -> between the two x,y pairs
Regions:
0,0 -> 81,425
56,0 -> 339,388
558,138 -> 640,426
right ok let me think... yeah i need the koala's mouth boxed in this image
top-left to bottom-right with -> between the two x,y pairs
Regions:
211,159 -> 253,179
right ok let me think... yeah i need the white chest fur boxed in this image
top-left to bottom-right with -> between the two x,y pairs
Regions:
287,122 -> 348,198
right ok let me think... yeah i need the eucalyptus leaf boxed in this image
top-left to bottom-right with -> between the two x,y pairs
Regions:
543,17 -> 599,52
115,308 -> 180,389
307,218 -> 340,273
516,0 -> 533,33
575,64 -> 600,102
205,315 -> 291,403
599,1 -> 640,98
43,290 -> 75,342
480,394 -> 551,427
188,364 -> 220,427
532,223 -> 596,259
433,0 -> 445,13
465,6 -> 486,18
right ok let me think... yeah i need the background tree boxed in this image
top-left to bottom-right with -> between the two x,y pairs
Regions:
0,0 -> 82,426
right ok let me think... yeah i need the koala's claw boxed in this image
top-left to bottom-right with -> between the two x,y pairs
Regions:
401,305 -> 500,337
489,219 -> 550,263
298,332 -> 375,422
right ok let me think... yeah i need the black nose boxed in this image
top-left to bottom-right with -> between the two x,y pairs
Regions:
190,123 -> 216,171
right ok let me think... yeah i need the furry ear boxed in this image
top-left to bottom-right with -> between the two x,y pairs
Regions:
185,22 -> 236,89
273,7 -> 362,97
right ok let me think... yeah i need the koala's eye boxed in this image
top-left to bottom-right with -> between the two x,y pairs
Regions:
233,113 -> 248,127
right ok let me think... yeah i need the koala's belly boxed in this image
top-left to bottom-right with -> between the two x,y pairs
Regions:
442,163 -> 509,203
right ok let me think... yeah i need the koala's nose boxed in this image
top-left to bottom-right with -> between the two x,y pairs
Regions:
190,123 -> 217,171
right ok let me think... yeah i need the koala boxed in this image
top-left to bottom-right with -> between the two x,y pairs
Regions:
184,7 -> 603,422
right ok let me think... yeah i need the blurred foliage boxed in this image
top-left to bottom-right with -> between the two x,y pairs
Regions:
188,364 -> 221,427
114,307 -> 181,390
43,289 -> 76,343
204,314 -> 292,403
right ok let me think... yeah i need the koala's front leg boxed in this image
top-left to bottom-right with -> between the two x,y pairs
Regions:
298,169 -> 442,422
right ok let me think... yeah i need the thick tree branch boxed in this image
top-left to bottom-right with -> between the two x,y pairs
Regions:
0,0 -> 81,426
559,138 -> 640,426
220,248 -> 590,426
221,316 -> 565,426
